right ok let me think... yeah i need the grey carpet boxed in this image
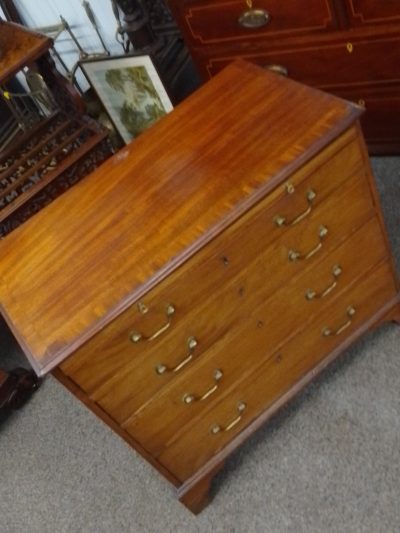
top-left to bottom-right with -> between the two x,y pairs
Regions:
0,157 -> 399,533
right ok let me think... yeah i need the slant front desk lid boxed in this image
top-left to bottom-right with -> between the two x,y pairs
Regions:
0,60 -> 362,376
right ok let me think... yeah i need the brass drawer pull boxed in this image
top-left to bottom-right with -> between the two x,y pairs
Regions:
130,304 -> 175,343
155,336 -> 198,375
322,306 -> 356,337
264,64 -> 289,77
305,264 -> 342,300
210,401 -> 246,435
238,0 -> 270,28
288,225 -> 328,262
182,369 -> 223,405
274,189 -> 316,227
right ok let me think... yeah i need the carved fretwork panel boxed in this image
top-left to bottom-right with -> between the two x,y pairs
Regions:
0,135 -> 111,238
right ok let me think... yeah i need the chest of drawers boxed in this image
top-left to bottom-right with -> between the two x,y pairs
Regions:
0,60 -> 399,514
167,0 -> 400,155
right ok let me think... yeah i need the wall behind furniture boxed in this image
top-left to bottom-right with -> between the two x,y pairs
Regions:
13,0 -> 125,88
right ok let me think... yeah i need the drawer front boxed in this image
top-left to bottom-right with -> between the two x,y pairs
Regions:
60,129 -> 362,393
122,216 -> 389,456
203,37 -> 400,88
90,169 -> 376,424
346,1 -> 400,26
158,259 -> 398,481
332,87 -> 400,146
182,0 -> 337,45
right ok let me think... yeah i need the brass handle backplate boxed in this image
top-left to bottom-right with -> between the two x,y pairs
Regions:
155,336 -> 198,375
305,264 -> 342,300
130,304 -> 175,343
238,8 -> 270,28
274,189 -> 316,227
322,306 -> 356,337
210,401 -> 246,435
183,369 -> 223,405
264,64 -> 289,77
288,225 -> 328,262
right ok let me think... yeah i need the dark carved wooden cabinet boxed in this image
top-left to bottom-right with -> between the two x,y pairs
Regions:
167,0 -> 400,154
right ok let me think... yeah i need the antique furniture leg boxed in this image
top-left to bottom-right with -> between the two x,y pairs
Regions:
177,463 -> 225,514
0,367 -> 40,411
391,306 -> 400,326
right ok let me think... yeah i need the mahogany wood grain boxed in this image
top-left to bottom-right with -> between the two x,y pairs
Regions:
345,1 -> 400,26
121,216 -> 388,455
157,259 -> 398,481
177,462 -> 224,515
0,60 -> 362,376
168,0 -> 400,153
182,0 -> 338,45
175,294 -> 400,512
352,121 -> 400,284
86,170 -> 377,423
60,126 -> 362,392
1,60 -> 398,514
202,36 -> 400,90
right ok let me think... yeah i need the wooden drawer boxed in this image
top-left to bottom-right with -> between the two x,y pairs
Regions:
89,170 -> 375,424
181,0 -> 337,45
60,128 -> 362,393
122,216 -> 388,455
157,259 -> 398,481
203,37 -> 400,88
346,1 -> 400,26
332,86 -> 400,149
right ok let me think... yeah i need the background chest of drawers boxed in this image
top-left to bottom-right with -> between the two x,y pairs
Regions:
167,0 -> 400,155
0,61 -> 399,514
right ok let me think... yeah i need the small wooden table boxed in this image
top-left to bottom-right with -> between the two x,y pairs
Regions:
0,20 -> 111,409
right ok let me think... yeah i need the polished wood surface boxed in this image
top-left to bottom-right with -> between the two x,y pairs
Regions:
120,216 -> 388,455
182,0 -> 338,42
60,126 -> 362,392
0,60 -> 361,376
168,0 -> 400,154
158,260 -> 398,481
0,60 -> 398,513
71,167 -> 376,423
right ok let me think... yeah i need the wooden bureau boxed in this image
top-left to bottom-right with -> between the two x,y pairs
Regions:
0,60 -> 399,513
167,0 -> 400,154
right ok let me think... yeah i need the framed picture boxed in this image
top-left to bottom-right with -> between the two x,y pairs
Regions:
80,54 -> 173,144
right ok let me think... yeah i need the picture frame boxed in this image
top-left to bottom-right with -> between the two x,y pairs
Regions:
79,54 -> 173,144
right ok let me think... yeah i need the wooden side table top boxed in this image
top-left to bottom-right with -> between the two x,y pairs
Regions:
0,20 -> 52,83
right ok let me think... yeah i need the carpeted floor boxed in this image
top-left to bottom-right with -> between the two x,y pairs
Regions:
0,157 -> 399,533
